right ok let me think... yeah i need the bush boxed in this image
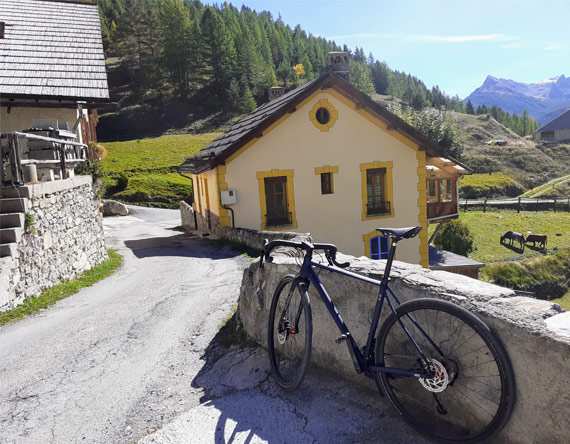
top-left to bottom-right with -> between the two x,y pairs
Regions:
433,220 -> 474,257
483,248 -> 570,300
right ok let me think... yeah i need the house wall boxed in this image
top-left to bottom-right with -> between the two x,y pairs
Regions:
0,106 -> 77,135
222,90 -> 425,265
555,129 -> 570,141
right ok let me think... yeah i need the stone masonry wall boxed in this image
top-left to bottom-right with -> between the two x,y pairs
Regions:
2,176 -> 107,310
239,246 -> 570,444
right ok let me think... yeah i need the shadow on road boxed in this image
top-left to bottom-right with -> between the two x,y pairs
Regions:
124,234 -> 242,260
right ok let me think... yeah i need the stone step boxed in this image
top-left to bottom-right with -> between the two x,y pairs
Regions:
0,227 -> 22,244
0,243 -> 16,258
0,186 -> 30,198
0,198 -> 28,214
0,213 -> 24,229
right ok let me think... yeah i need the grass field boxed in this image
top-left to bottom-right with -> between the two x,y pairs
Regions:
433,211 -> 570,305
101,133 -> 220,207
456,211 -> 570,264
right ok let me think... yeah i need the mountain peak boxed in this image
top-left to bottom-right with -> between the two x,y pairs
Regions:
465,74 -> 570,124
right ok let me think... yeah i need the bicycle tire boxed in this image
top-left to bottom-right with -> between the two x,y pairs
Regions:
268,274 -> 313,391
375,298 -> 515,443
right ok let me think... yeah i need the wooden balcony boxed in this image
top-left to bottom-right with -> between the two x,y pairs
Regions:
427,201 -> 459,222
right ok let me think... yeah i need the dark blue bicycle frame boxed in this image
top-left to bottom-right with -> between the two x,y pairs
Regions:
296,242 -> 434,380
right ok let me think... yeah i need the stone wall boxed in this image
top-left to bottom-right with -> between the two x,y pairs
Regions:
1,176 -> 107,310
239,246 -> 570,444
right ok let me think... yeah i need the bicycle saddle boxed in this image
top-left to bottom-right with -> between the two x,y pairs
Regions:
376,226 -> 422,239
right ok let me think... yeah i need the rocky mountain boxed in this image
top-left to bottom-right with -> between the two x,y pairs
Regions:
464,75 -> 570,125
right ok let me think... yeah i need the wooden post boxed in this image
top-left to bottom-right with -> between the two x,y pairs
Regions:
483,198 -> 488,213
553,198 -> 557,212
58,142 -> 67,180
518,196 -> 521,213
464,199 -> 468,212
7,133 -> 24,184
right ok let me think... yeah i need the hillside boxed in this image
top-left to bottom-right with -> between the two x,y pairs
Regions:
465,75 -> 570,125
454,113 -> 570,190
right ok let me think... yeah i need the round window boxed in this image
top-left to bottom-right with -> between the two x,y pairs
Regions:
315,107 -> 330,125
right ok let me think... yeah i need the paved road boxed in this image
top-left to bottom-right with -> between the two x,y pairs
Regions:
0,206 -> 425,444
0,207 -> 249,443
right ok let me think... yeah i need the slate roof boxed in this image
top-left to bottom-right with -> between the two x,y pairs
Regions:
0,0 -> 109,102
180,72 -> 466,174
429,246 -> 484,269
536,108 -> 570,132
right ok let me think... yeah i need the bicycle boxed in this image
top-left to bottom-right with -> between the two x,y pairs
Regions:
260,226 -> 515,443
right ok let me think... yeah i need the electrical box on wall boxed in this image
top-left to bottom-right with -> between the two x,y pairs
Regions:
221,190 -> 237,205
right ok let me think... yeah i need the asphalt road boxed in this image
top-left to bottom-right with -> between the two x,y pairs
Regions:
0,206 -> 426,444
0,207 -> 249,443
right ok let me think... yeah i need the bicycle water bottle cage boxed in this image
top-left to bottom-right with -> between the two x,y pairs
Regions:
376,226 -> 422,240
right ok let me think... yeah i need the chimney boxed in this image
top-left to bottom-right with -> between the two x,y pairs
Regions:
326,52 -> 350,81
0,22 -> 5,39
268,86 -> 285,102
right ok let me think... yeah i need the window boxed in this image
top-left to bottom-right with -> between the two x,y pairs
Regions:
427,179 -> 454,202
445,179 -> 453,201
321,172 -> 333,194
309,99 -> 338,131
315,107 -> 330,125
257,169 -> 297,230
360,161 -> 393,220
264,176 -> 290,226
370,235 -> 390,259
366,168 -> 390,215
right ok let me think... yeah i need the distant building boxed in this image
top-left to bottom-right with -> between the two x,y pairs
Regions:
534,109 -> 570,143
0,0 -> 109,146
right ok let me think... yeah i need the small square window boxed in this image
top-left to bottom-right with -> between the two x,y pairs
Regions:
321,172 -> 333,194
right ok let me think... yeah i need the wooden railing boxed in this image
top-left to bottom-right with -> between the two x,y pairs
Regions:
0,131 -> 88,185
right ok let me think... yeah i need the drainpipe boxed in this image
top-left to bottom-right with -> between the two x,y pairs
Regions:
179,172 -> 197,230
223,205 -> 235,228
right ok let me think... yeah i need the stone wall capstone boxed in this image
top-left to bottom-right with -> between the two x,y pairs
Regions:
1,176 -> 107,310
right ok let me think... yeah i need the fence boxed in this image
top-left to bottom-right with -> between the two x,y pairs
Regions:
461,196 -> 570,213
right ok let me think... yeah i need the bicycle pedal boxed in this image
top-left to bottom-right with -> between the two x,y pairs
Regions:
335,334 -> 348,344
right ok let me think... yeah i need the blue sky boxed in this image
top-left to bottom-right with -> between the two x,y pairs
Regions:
219,0 -> 569,99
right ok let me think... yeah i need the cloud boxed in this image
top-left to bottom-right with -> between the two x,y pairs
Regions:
328,33 -> 517,43
544,44 -> 562,51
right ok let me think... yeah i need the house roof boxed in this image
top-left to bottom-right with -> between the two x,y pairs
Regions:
179,72 -> 468,174
429,246 -> 484,270
536,108 -> 570,132
0,0 -> 109,102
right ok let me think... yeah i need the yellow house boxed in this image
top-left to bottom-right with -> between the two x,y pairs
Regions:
179,70 -> 469,267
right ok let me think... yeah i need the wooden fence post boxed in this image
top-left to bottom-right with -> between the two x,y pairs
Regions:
553,198 -> 557,212
518,197 -> 521,213
483,198 -> 488,213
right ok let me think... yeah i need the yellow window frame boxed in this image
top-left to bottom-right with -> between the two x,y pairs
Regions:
309,99 -> 339,132
314,165 -> 339,194
256,169 -> 298,231
360,161 -> 394,220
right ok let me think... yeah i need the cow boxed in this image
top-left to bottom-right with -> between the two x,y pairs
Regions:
525,234 -> 547,249
501,231 -> 525,251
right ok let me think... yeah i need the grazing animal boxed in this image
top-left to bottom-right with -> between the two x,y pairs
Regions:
525,233 -> 547,249
501,231 -> 525,251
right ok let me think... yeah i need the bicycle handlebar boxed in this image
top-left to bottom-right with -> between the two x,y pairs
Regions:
261,239 -> 350,269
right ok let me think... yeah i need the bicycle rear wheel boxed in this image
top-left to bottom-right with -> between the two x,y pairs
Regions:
375,298 -> 515,443
268,274 -> 312,391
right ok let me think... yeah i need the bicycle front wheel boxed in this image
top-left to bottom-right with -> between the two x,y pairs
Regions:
375,298 -> 515,443
268,274 -> 312,391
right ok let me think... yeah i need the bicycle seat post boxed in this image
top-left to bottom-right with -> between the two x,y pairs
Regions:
381,239 -> 399,282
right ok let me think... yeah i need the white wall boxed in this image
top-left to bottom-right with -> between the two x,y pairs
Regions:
224,91 -> 423,264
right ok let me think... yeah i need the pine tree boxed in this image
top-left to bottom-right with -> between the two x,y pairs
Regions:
350,61 -> 375,96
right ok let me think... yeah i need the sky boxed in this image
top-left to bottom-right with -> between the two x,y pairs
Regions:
212,0 -> 570,99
